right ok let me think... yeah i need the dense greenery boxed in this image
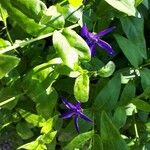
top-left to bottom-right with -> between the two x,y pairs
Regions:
0,0 -> 150,149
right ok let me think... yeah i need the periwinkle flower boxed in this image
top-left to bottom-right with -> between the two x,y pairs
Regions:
60,97 -> 93,133
80,25 -> 116,56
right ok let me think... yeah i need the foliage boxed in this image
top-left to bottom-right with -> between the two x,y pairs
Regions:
0,0 -> 150,149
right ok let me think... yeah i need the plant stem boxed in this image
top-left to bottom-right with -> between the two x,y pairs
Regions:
0,23 -> 79,54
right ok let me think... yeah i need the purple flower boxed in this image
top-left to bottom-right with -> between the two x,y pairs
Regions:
80,25 -> 116,56
60,97 -> 93,133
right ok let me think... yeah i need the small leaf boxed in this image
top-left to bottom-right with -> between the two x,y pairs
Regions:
140,68 -> 150,89
94,74 -> 121,111
40,5 -> 65,29
115,34 -> 143,68
68,0 -> 83,7
101,111 -> 129,150
16,122 -> 34,140
0,38 -> 11,50
41,131 -> 57,144
74,73 -> 89,102
113,107 -> 127,129
64,131 -> 94,149
92,134 -> 103,150
17,141 -> 39,150
53,30 -> 78,69
41,118 -> 53,134
119,82 -> 136,106
104,0 -> 136,16
98,61 -> 115,77
131,98 -> 150,112
0,54 -> 20,79
18,109 -> 46,127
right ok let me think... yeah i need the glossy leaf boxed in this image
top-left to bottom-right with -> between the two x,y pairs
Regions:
0,54 -> 20,79
18,109 -> 46,127
62,28 -> 91,61
53,30 -> 78,69
104,0 -> 136,16
68,0 -> 83,7
74,73 -> 89,102
98,61 -> 115,77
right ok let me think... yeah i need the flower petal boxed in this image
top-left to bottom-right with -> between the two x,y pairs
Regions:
97,39 -> 115,55
74,116 -> 80,133
90,44 -> 97,56
61,97 -> 76,109
60,111 -> 75,119
80,25 -> 89,38
95,26 -> 116,38
79,112 -> 93,124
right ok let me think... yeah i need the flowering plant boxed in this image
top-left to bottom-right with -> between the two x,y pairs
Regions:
0,0 -> 150,149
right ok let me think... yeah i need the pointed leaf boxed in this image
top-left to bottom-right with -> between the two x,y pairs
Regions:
94,74 -> 121,110
115,34 -> 143,68
64,131 -> 94,149
104,0 -> 136,16
131,98 -> 150,112
101,111 -> 129,150
0,54 -> 20,79
121,17 -> 147,59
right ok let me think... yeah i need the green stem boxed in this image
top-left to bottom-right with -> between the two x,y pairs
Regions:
133,109 -> 139,141
0,23 -> 79,54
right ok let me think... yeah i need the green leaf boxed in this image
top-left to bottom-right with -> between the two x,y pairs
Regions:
101,111 -> 129,150
119,82 -> 136,106
131,98 -> 150,112
0,86 -> 22,109
0,0 -> 46,36
41,131 -> 57,144
94,74 -> 121,111
113,107 -> 127,129
0,5 -> 8,23
16,122 -> 34,140
10,0 -> 47,21
57,4 -> 82,24
104,0 -> 136,16
53,30 -> 78,69
74,73 -> 89,102
40,5 -> 65,29
62,28 -> 91,61
135,0 -> 143,6
41,118 -> 53,134
120,17 -> 147,59
64,131 -> 94,150
98,61 -> 115,77
92,134 -> 103,150
18,109 -> 46,127
0,54 -> 20,79
0,38 -> 11,50
114,34 -> 143,68
17,141 -> 39,150
140,68 -> 150,89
